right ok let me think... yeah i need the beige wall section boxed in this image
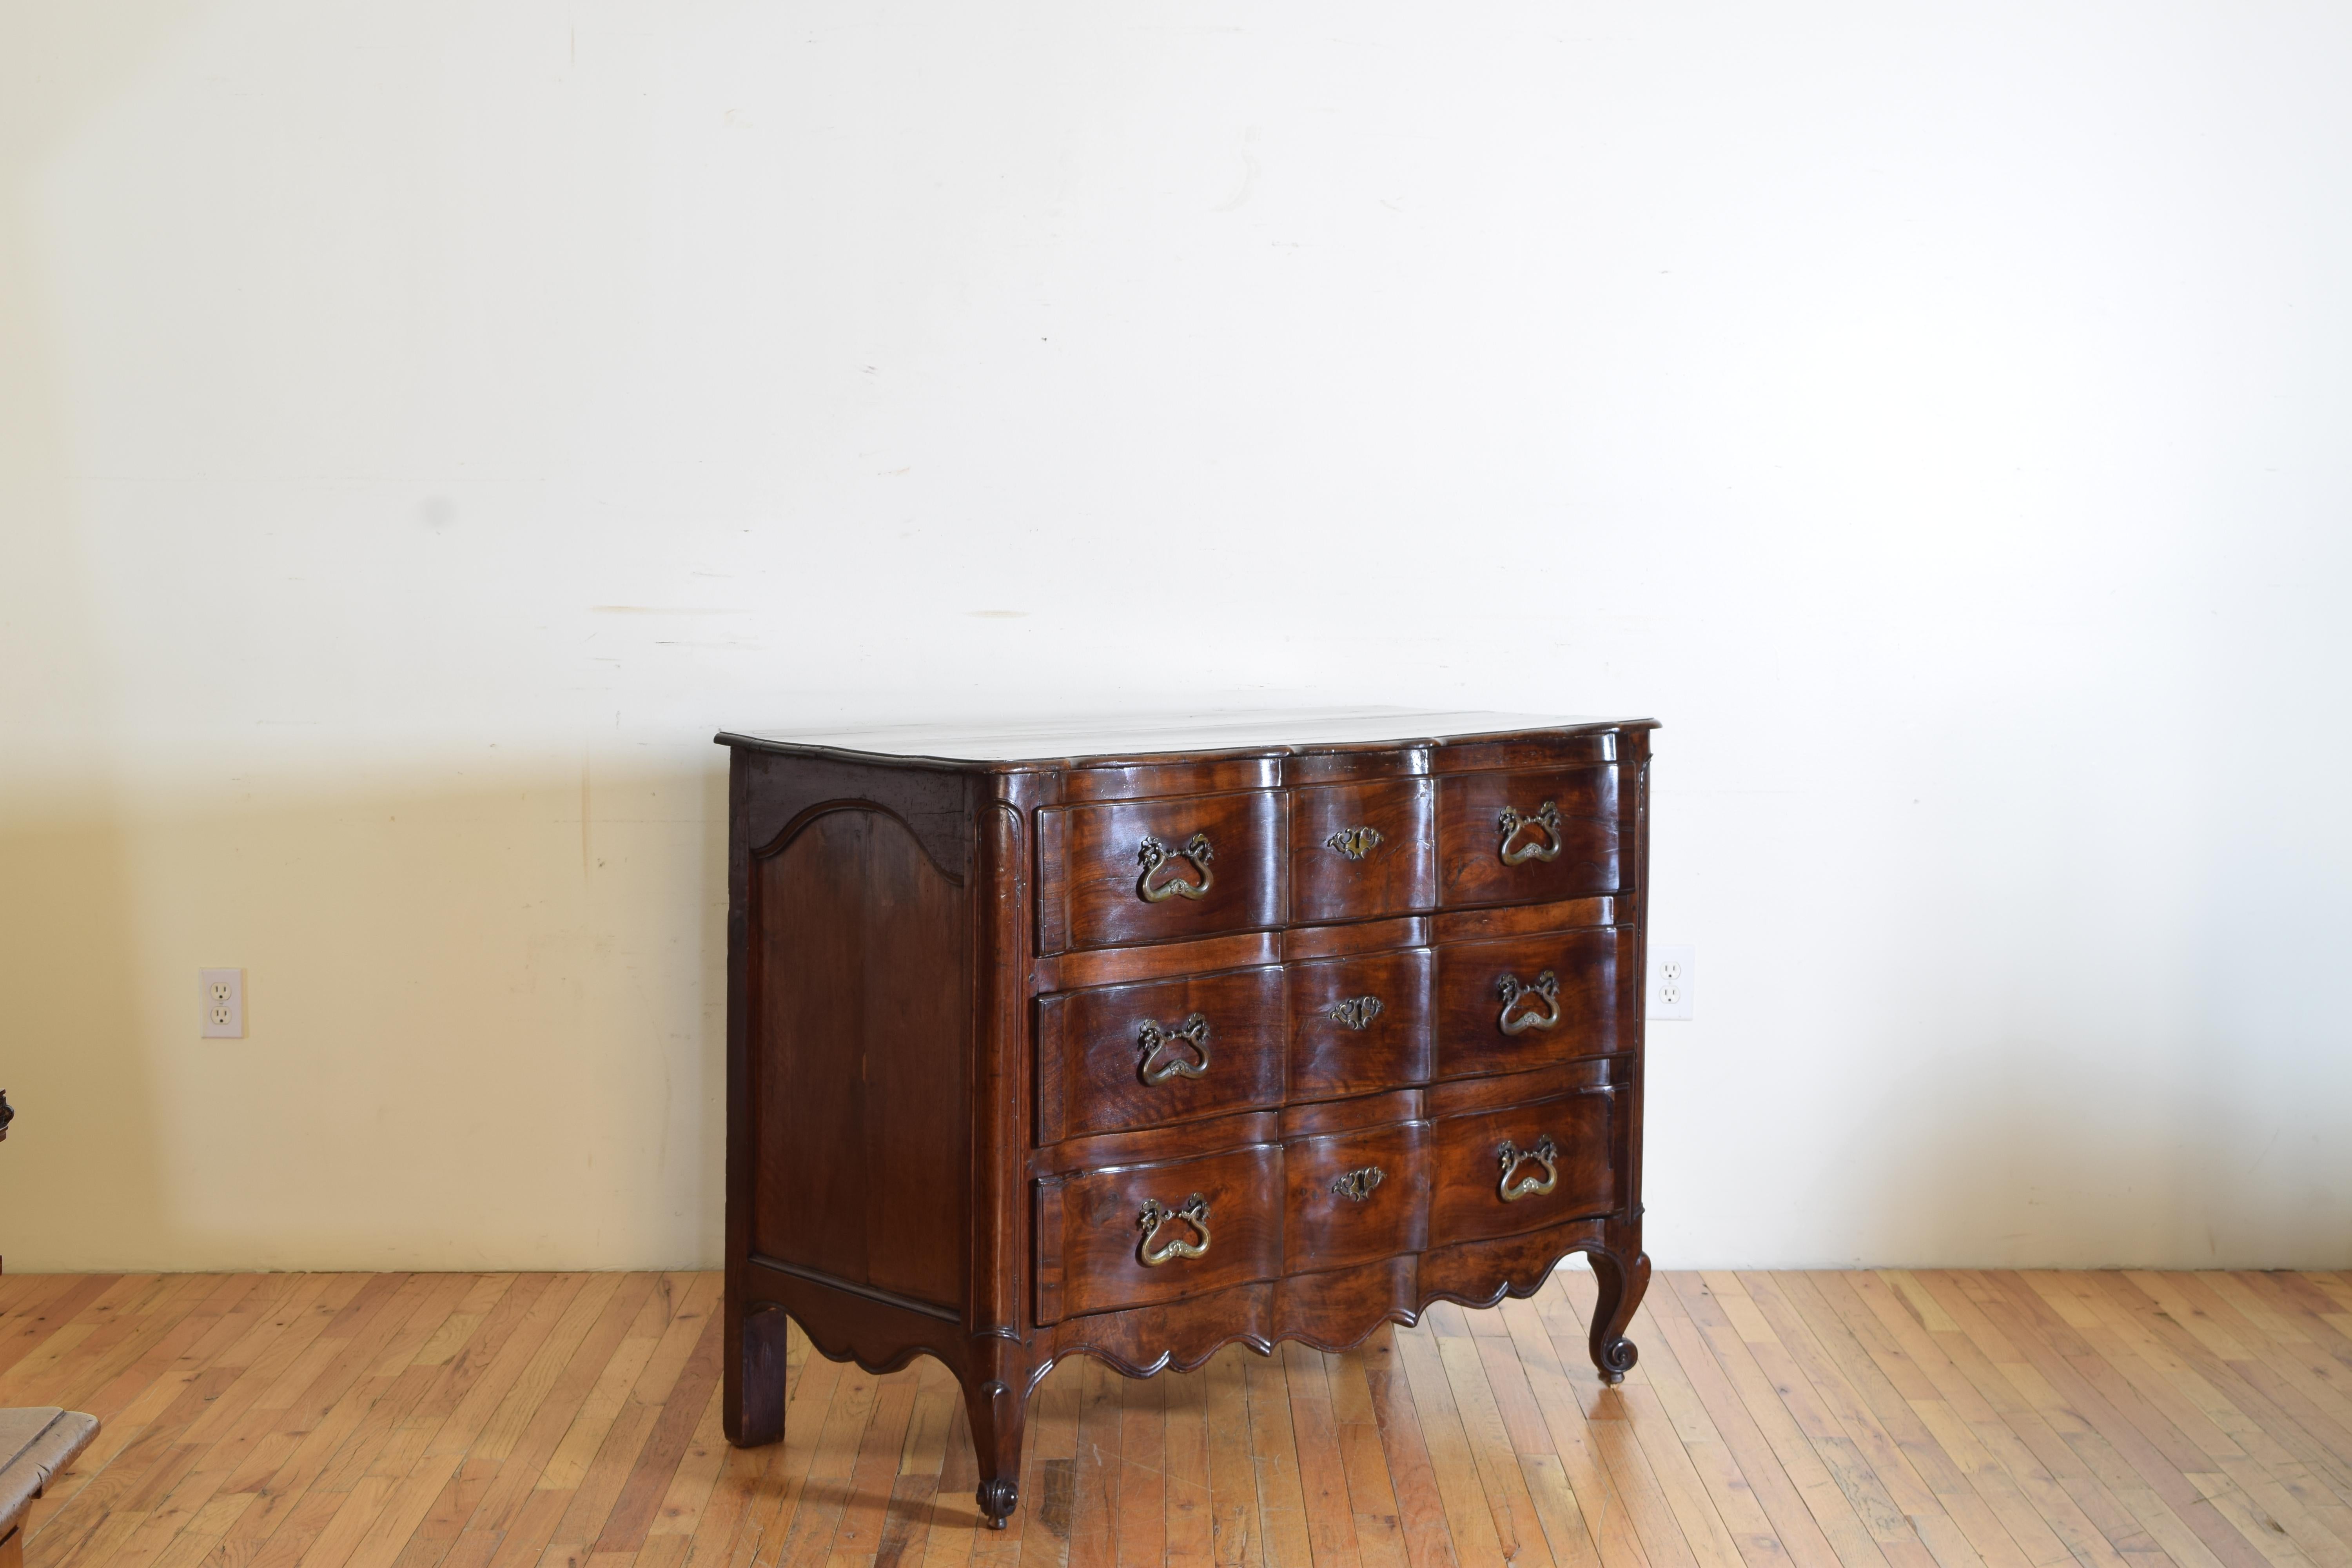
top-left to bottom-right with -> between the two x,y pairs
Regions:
0,769 -> 725,1272
4,2 -> 2348,1270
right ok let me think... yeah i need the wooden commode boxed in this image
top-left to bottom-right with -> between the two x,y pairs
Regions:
715,711 -> 1657,1528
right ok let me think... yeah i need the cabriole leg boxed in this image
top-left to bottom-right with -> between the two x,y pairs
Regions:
726,1301 -> 791,1447
1587,1233 -> 1651,1385
963,1374 -> 1029,1528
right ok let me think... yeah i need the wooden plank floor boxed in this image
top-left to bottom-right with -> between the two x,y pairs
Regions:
3,1267 -> 2348,1568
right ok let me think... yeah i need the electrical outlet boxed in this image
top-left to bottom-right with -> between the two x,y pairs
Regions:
199,968 -> 245,1038
1647,945 -> 1694,1021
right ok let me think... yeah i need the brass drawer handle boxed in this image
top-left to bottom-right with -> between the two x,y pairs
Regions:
1325,995 -> 1384,1031
1497,1134 -> 1559,1202
1330,1165 -> 1385,1203
1137,833 -> 1215,902
1137,1194 -> 1212,1265
1137,1014 -> 1211,1083
1497,800 -> 1563,865
1325,825 -> 1383,861
1495,970 -> 1561,1034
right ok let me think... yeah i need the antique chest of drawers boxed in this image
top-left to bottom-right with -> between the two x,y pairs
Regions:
715,711 -> 1656,1527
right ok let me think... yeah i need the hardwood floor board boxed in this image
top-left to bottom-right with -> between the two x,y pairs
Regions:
1191,1345 -> 1252,1568
1161,1352 -> 1214,1568
1630,1281 -> 1797,1566
820,1369 -> 922,1563
1241,1343 -> 1318,1568
1112,1362 -> 1167,1568
1389,1314 -> 1513,1567
456,1276 -> 655,1535
770,1362 -> 884,1568
1966,1274 -> 2277,1568
1485,1299 -> 1649,1568
1900,1272 -> 2165,1566
1355,1328 -> 1461,1568
1655,1281 -> 1875,1568
589,1321 -> 727,1557
0,1274 -> 118,1382
1674,1276 -> 1895,1568
1426,1303 -> 1559,1568
2097,1278 -> 2352,1498
1789,1274 -> 2069,1568
1321,1347 -> 1411,1568
20,1270 -> 2352,1568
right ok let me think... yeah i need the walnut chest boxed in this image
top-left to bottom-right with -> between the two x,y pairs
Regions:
715,711 -> 1657,1527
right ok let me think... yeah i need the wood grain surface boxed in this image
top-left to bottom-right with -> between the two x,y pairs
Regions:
5,1263 -> 2346,1568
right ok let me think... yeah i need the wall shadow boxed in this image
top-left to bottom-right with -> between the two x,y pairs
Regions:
1,0 -> 217,1273
0,759 -> 732,1272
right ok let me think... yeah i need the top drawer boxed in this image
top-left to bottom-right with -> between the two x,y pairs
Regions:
1437,766 -> 1621,907
1038,791 -> 1287,952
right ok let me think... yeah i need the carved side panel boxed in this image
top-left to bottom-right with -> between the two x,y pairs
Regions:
750,806 -> 970,1312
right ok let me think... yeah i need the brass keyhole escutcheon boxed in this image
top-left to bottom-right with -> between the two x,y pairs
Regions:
1329,1166 -> 1385,1203
1325,995 -> 1384,1031
1136,1194 -> 1212,1265
1325,825 -> 1383,861
1497,800 -> 1563,865
1137,833 -> 1215,902
1137,1014 -> 1211,1084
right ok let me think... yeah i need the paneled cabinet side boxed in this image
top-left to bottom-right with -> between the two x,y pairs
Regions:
721,746 -> 981,1447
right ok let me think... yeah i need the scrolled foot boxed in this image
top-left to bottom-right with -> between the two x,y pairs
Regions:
977,1477 -> 1018,1529
1585,1243 -> 1651,1386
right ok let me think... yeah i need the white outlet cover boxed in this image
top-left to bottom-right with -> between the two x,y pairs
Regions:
1647,944 -> 1695,1022
199,967 -> 245,1038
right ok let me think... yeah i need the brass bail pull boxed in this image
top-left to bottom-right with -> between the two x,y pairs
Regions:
1495,970 -> 1562,1034
1136,1194 -> 1212,1265
1496,1134 -> 1560,1202
1137,833 -> 1215,902
1137,1014 -> 1212,1084
1496,800 -> 1563,865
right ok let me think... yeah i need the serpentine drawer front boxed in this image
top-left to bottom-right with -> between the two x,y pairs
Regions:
717,711 -> 1657,1530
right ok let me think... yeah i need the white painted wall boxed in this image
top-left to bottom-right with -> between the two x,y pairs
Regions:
4,0 -> 2347,1272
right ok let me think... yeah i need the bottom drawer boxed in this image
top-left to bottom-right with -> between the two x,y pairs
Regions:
1284,1122 -> 1430,1274
1429,1085 -> 1616,1245
1036,1145 -> 1281,1322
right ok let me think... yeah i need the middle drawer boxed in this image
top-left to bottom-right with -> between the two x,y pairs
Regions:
1036,953 -> 1438,1143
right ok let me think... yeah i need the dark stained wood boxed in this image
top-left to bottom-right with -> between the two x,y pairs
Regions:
1036,1145 -> 1284,1321
1290,778 -> 1437,922
748,809 -> 969,1310
1437,766 -> 1622,907
1288,946 -> 1434,1100
1427,729 -> 1620,772
1034,1109 -> 1284,1177
1283,912 -> 1432,960
1279,1086 -> 1425,1137
1059,755 -> 1283,802
1287,743 -> 1432,783
1423,1054 -> 1615,1118
1038,789 -> 1287,953
1037,928 -> 1281,991
1428,1085 -> 1617,1246
1433,926 -> 1634,1079
1283,1120 -> 1431,1273
718,714 -> 1655,1526
1430,893 -> 1614,943
1034,966 -> 1288,1142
